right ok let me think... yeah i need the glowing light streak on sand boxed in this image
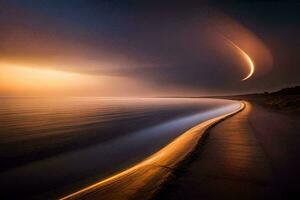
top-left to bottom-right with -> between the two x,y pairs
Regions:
60,102 -> 244,200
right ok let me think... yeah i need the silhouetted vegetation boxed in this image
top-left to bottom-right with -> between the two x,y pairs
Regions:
226,86 -> 300,114
272,86 -> 300,95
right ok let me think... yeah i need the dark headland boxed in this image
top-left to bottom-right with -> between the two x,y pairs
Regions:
224,86 -> 300,114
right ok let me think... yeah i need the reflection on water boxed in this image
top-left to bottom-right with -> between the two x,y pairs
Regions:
0,97 -> 239,199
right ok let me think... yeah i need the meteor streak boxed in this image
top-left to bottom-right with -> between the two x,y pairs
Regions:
225,39 -> 255,81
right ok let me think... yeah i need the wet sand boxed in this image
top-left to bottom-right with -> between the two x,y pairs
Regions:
153,102 -> 300,200
60,103 -> 243,200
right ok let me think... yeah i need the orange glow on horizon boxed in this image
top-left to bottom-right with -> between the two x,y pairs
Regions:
0,62 -> 156,97
0,62 -> 100,95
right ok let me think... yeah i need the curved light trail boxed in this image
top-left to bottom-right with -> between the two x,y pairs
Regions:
60,103 -> 244,200
226,39 -> 255,81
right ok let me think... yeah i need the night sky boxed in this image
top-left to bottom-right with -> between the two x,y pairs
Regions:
0,0 -> 299,96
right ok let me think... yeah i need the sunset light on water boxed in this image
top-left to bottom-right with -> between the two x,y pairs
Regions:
0,1 -> 299,200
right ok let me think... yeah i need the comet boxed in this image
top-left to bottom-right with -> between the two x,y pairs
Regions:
225,38 -> 255,81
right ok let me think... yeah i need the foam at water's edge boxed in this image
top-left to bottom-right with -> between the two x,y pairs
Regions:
60,101 -> 244,200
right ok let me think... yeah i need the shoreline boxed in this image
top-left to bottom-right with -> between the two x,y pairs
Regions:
151,101 -> 247,199
151,99 -> 300,200
60,102 -> 244,200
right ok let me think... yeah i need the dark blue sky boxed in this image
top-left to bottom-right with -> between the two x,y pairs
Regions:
1,0 -> 299,95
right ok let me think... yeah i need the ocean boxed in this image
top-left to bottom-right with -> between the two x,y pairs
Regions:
0,97 -> 240,199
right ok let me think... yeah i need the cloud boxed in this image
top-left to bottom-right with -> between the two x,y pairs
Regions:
3,1 -> 298,96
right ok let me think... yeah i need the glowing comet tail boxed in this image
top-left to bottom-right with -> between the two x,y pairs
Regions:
226,39 -> 255,81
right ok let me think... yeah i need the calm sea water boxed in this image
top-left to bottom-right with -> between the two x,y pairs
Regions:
0,97 -> 239,199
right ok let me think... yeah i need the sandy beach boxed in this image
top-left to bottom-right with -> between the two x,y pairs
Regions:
153,101 -> 300,200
